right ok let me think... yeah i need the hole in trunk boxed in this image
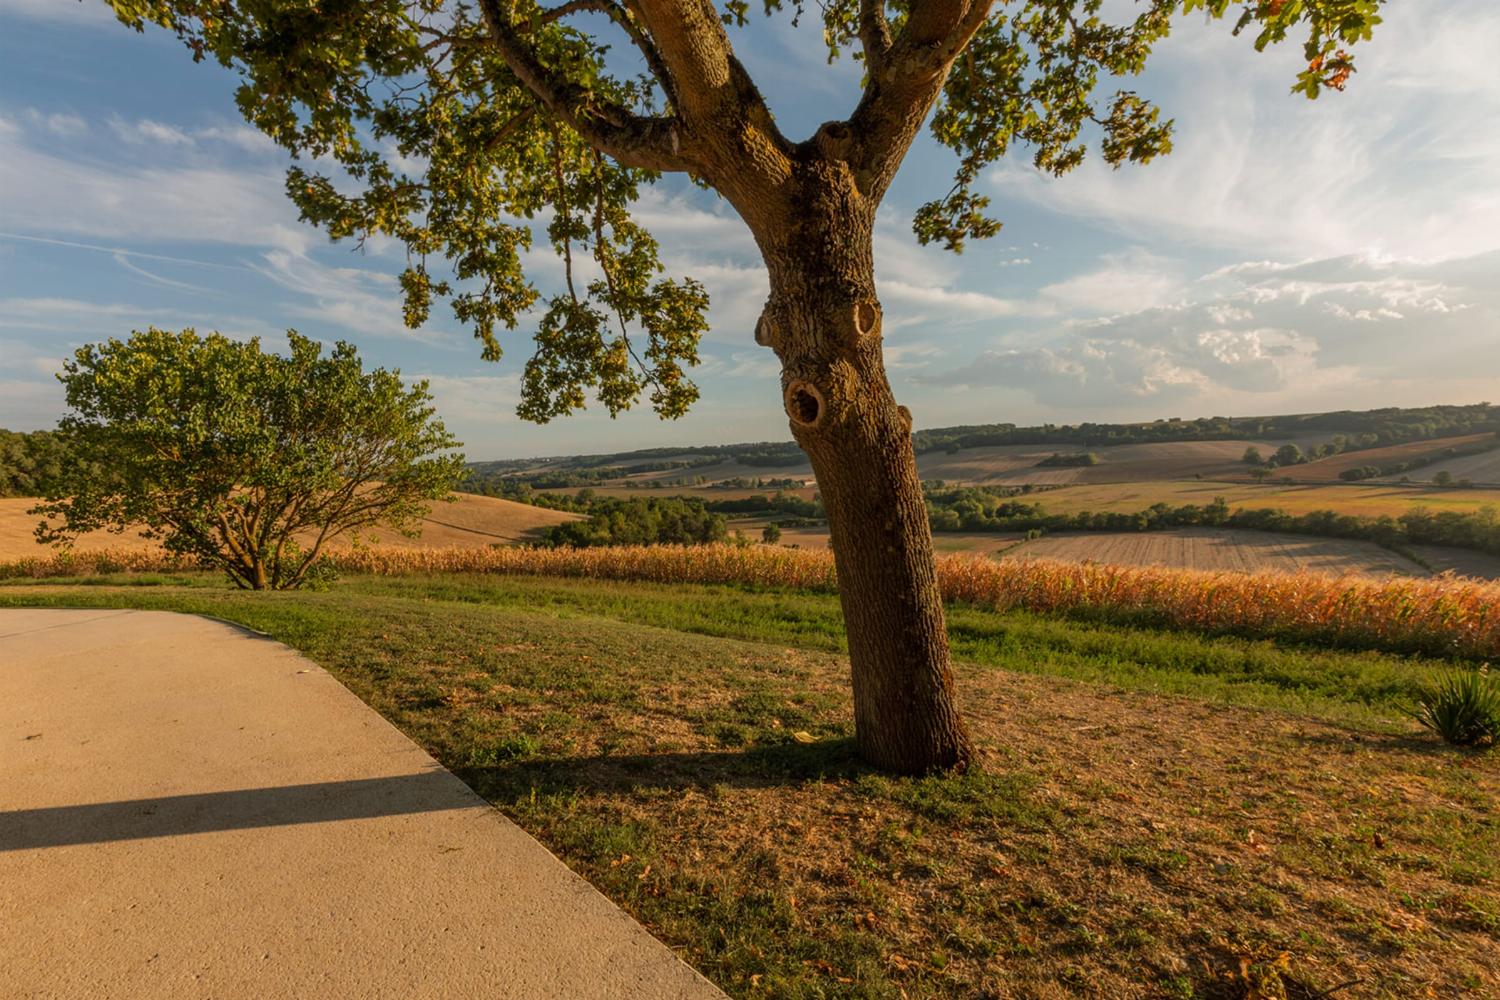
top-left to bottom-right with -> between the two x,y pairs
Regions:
785,381 -> 824,428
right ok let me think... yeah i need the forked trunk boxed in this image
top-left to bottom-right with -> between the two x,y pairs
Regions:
748,158 -> 974,774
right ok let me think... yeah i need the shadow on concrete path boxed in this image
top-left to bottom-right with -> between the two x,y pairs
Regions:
0,770 -> 468,851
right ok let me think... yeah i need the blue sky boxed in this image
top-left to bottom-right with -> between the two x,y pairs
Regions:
2,1 -> 1498,461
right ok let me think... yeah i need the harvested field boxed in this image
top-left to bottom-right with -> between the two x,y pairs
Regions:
1415,446 -> 1500,487
1037,480 -> 1500,518
735,519 -> 1026,558
1002,528 -> 1424,577
1410,544 -> 1500,581
0,498 -> 160,560
1292,433 -> 1498,481
565,436 -> 1340,489
0,494 -> 577,562
918,437 -> 1332,486
629,458 -> 813,483
326,493 -> 578,549
550,484 -> 821,502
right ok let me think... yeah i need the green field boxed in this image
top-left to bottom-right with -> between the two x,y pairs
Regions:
4,573 -> 1496,997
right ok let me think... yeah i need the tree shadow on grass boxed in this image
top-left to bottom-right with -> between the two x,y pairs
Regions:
457,737 -> 871,802
1285,726 -> 1466,758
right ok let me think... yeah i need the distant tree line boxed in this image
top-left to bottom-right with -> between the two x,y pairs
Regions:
1035,452 -> 1100,468
0,429 -> 85,498
701,492 -> 823,518
541,496 -> 727,548
912,403 -> 1500,455
922,486 -> 1500,557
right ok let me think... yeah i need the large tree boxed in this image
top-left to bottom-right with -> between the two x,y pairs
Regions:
37,329 -> 465,590
107,0 -> 1383,772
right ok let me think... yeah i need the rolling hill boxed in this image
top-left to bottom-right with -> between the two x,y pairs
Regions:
0,494 -> 579,562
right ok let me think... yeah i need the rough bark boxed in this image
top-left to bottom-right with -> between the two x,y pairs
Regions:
741,146 -> 975,774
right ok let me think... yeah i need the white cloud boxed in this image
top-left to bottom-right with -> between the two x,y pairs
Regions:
920,248 -> 1498,411
698,350 -> 781,380
23,109 -> 86,137
986,0 -> 1500,261
882,280 -> 1031,319
1323,303 -> 1403,322
0,296 -> 282,346
196,124 -> 280,155
250,250 -> 457,345
882,342 -> 942,370
0,379 -> 62,429
0,336 -> 64,380
1039,248 -> 1183,316
410,373 -> 522,428
110,116 -> 196,147
0,122 -> 314,254
111,252 -> 214,293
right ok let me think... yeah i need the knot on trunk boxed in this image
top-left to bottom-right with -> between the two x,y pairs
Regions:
784,379 -> 826,430
754,311 -> 777,349
898,405 -> 912,433
814,121 -> 853,161
851,301 -> 881,342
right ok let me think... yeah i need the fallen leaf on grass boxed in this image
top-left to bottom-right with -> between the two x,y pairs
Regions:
792,730 -> 815,744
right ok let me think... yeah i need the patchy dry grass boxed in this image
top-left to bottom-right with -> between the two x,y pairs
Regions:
3,578 -> 1495,998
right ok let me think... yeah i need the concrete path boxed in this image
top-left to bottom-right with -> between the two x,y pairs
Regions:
0,609 -> 725,1000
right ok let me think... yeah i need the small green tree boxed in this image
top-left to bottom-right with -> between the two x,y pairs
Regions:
762,522 -> 783,544
1433,470 -> 1455,487
1242,446 -> 1263,465
1274,444 -> 1306,466
36,329 -> 465,590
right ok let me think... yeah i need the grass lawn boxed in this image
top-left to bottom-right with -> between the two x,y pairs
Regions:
4,573 -> 1496,997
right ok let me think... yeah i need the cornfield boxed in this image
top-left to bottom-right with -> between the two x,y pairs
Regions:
5,543 -> 1499,660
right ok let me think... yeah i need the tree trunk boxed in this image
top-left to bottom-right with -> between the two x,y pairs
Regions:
748,155 -> 974,774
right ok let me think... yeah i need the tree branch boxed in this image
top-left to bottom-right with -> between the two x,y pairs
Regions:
627,0 -> 737,123
626,0 -> 794,211
474,0 -> 689,172
527,0 -> 682,108
847,0 -> 996,198
858,0 -> 893,72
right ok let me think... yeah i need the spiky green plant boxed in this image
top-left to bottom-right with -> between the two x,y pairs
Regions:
1412,666 -> 1499,748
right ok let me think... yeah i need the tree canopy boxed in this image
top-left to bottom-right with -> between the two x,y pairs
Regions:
107,0 -> 1383,420
36,329 -> 465,590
